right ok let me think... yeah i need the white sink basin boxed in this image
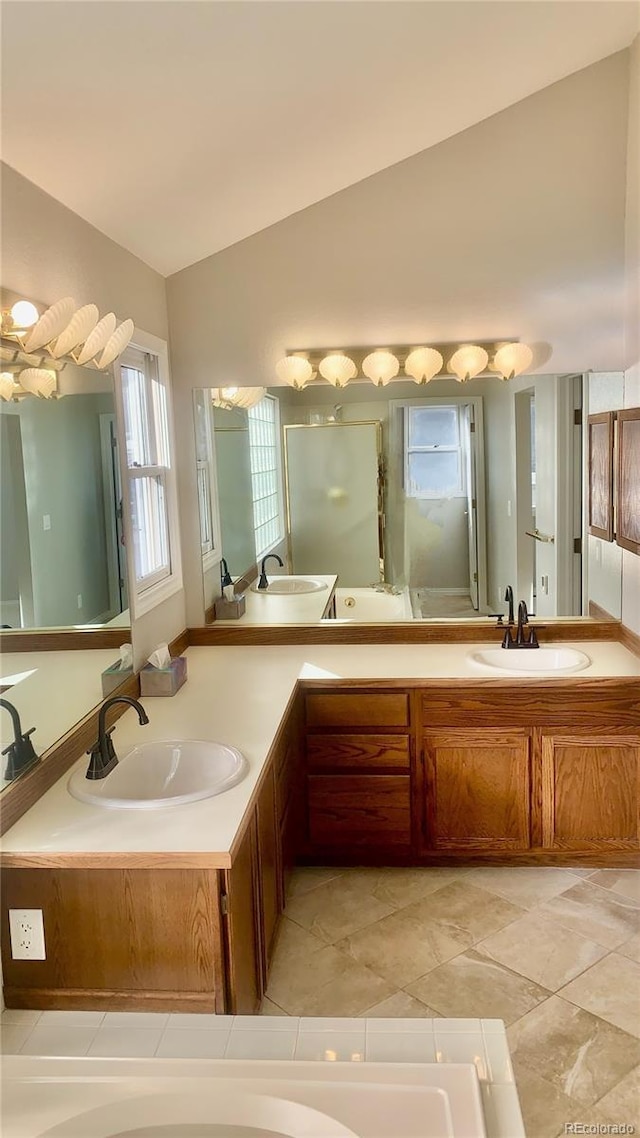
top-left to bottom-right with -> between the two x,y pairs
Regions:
68,740 -> 248,809
469,647 -> 591,675
251,577 -> 328,595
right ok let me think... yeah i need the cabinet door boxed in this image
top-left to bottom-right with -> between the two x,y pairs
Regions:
541,731 -> 640,850
422,730 -> 531,852
224,816 -> 262,1013
256,764 -> 281,981
308,774 -> 411,850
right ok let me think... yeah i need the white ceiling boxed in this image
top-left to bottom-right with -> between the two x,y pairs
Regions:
2,1 -> 638,276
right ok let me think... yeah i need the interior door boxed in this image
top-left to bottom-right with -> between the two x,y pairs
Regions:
462,405 -> 479,609
284,422 -> 381,586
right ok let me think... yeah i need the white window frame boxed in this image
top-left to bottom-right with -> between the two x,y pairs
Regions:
193,389 -> 222,574
404,403 -> 466,499
248,393 -> 284,560
113,330 -> 183,619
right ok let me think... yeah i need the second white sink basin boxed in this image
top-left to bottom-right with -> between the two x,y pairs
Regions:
68,740 -> 248,809
251,577 -> 328,595
469,647 -> 591,675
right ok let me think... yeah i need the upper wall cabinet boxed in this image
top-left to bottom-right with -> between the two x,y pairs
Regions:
616,408 -> 640,556
588,411 -> 615,542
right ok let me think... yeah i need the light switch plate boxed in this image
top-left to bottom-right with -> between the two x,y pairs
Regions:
9,909 -> 46,960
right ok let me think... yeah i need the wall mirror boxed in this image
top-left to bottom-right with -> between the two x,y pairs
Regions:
191,373 -> 619,626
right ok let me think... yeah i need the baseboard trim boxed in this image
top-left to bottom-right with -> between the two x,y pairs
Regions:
3,987 -> 217,1013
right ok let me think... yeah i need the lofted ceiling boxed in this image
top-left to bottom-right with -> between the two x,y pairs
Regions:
2,1 -> 639,276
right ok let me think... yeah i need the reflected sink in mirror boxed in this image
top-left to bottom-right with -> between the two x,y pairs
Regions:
468,647 -> 591,674
250,577 -> 328,595
67,740 -> 248,809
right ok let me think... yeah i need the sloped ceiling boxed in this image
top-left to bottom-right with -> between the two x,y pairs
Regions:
2,0 -> 638,275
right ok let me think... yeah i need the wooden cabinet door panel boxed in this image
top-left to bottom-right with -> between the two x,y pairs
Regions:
308,734 -> 410,772
422,731 -> 531,851
225,817 -> 262,1013
542,733 -> 640,849
306,692 -> 409,729
256,765 -> 281,980
308,774 -> 411,848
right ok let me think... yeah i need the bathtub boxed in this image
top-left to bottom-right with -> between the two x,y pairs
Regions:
330,587 -> 413,622
3,1056 -> 489,1137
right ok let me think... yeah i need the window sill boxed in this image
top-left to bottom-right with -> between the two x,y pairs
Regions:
133,572 -> 183,619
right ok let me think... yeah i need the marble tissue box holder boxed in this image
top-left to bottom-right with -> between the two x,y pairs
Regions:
140,655 -> 188,697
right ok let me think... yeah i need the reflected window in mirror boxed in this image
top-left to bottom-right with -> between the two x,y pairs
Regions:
248,394 -> 284,559
193,388 -> 221,570
405,405 -> 466,498
116,340 -> 182,616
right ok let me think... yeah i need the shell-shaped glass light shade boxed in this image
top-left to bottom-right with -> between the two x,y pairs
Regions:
404,347 -> 444,384
96,319 -> 135,368
213,386 -> 266,409
75,312 -> 117,364
51,304 -> 99,358
276,355 -> 313,389
362,350 -> 399,387
10,300 -> 39,330
24,297 -> 75,352
493,342 -> 533,380
448,345 -> 489,383
19,368 -> 57,398
0,372 -> 18,400
318,353 -> 357,387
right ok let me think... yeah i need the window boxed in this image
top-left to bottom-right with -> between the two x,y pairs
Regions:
248,394 -> 283,559
193,388 -> 219,565
405,405 -> 465,498
117,340 -> 182,613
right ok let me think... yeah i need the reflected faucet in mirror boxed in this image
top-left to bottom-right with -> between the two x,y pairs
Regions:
502,600 -> 540,649
257,553 -> 284,590
504,585 -> 515,627
0,698 -> 38,781
86,696 -> 149,780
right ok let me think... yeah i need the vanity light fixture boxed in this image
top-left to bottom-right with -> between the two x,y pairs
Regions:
17,368 -> 58,398
211,386 -> 266,410
492,342 -> 534,380
5,300 -> 39,333
1,294 -> 134,371
448,344 -> 489,383
404,346 -> 444,384
362,350 -> 399,387
275,355 -> 313,390
318,353 -> 357,387
0,371 -> 18,401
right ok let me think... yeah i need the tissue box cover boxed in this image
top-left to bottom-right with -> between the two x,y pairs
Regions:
140,655 -> 187,697
101,662 -> 134,698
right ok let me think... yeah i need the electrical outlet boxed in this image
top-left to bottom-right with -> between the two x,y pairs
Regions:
43,514 -> 51,531
77,594 -> 83,609
9,909 -> 46,960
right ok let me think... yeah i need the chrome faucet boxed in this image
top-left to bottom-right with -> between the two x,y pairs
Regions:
257,553 -> 283,590
1,698 -> 38,781
86,696 -> 149,780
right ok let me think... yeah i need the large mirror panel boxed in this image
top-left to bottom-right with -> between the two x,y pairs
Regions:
191,374 -> 619,625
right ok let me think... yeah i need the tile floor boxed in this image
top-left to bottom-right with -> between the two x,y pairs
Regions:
1,864 -> 638,1138
266,865 -> 640,1137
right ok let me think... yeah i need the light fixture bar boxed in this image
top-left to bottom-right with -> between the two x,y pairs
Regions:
280,340 -> 530,384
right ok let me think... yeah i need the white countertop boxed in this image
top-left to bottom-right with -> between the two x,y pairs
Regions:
216,575 -> 337,623
2,640 -> 639,859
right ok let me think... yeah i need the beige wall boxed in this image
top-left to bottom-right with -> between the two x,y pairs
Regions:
1,163 -> 187,658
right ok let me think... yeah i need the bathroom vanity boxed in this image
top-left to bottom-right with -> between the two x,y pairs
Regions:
1,642 -> 639,1016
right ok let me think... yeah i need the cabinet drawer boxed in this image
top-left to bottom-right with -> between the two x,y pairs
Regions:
308,774 -> 411,847
308,734 -> 410,772
306,693 -> 408,729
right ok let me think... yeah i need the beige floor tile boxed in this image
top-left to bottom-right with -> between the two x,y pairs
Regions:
397,880 -> 524,945
506,994 -> 640,1106
359,991 -> 440,1018
260,998 -> 289,1016
338,866 -> 470,911
292,960 -> 395,1019
587,870 -> 640,904
286,867 -> 345,898
619,930 -> 640,963
510,1058 -> 581,1138
337,904 -> 469,987
272,916 -> 327,962
477,911 -> 608,990
560,954 -> 640,1039
265,942 -> 354,1011
406,949 -> 550,1026
284,875 -> 395,944
464,866 -> 579,909
537,880 -> 640,949
592,1064 -> 640,1125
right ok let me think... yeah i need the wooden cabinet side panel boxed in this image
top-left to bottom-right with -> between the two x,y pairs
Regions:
224,817 -> 262,1014
0,868 -> 221,998
256,764 -> 281,980
422,731 -> 531,851
541,734 -> 640,849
